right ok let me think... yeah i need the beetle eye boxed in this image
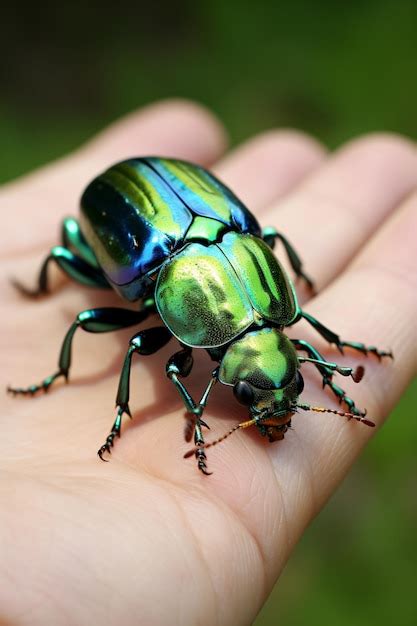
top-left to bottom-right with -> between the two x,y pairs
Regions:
233,381 -> 255,406
295,371 -> 304,395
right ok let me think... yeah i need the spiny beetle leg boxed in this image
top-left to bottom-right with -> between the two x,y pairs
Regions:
338,342 -> 393,360
98,326 -> 172,461
322,378 -> 364,416
7,371 -> 67,397
167,356 -> 218,474
194,419 -> 212,476
262,226 -> 316,294
300,311 -> 393,359
292,339 -> 365,416
14,217 -> 107,297
98,407 -> 125,461
12,246 -> 109,299
61,217 -> 101,268
292,339 -> 336,380
8,306 -> 152,397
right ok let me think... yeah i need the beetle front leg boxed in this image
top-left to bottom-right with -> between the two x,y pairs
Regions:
300,311 -> 393,359
98,326 -> 172,460
262,226 -> 316,293
292,339 -> 364,416
166,351 -> 218,475
8,306 -> 152,397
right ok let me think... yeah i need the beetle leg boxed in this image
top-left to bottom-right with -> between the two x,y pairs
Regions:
61,217 -> 100,268
300,311 -> 394,360
12,246 -> 110,298
292,339 -> 364,416
262,226 -> 316,293
98,326 -> 172,461
166,355 -> 218,475
8,306 -> 152,397
292,339 -> 335,378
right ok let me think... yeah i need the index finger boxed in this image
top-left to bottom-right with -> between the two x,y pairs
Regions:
277,190 -> 417,527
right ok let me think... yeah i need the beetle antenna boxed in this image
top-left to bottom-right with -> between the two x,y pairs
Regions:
294,403 -> 375,427
183,417 -> 258,459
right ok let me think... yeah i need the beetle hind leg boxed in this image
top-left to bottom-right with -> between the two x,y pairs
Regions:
7,371 -> 67,397
12,246 -> 110,298
13,217 -> 109,298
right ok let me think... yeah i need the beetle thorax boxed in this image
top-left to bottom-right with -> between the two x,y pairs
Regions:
218,327 -> 299,413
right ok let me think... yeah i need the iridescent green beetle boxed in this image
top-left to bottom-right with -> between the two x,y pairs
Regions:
9,157 -> 392,474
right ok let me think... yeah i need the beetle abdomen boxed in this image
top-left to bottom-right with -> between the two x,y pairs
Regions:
155,242 -> 254,347
79,157 -> 261,301
218,232 -> 297,325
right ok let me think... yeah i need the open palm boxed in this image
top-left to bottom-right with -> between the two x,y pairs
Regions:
1,100 -> 416,626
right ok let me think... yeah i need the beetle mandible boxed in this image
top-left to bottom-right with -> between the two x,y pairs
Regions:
8,157 -> 392,474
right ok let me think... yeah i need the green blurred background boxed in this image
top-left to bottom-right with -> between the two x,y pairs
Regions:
1,1 -> 416,623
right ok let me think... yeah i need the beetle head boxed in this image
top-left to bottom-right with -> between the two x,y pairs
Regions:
218,327 -> 301,440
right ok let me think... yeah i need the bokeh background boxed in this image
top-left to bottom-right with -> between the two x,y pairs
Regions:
1,1 -> 416,624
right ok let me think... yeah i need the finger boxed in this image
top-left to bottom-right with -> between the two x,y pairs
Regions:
214,130 -> 326,212
263,133 -> 417,290
213,190 -> 417,596
280,189 -> 417,529
1,99 -> 227,255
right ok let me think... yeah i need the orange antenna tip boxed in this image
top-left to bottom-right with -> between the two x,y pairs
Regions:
295,403 -> 374,427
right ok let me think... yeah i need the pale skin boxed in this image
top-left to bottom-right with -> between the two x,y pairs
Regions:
1,99 -> 416,626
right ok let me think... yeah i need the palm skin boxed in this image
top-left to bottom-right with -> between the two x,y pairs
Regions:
1,100 -> 416,626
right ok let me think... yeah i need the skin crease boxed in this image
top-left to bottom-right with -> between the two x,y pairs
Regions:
1,99 -> 416,626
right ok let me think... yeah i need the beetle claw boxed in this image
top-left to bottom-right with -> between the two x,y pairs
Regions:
97,448 -> 109,462
195,447 -> 212,476
97,429 -> 119,462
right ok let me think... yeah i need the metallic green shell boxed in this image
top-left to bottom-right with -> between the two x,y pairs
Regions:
218,232 -> 297,325
155,232 -> 299,348
219,328 -> 298,390
155,242 -> 254,347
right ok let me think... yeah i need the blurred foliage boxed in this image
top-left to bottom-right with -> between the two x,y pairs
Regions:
2,0 -> 417,180
1,0 -> 416,624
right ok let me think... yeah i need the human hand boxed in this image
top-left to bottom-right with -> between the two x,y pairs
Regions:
1,99 -> 416,625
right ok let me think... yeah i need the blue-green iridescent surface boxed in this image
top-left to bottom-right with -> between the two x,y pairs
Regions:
79,157 -> 261,299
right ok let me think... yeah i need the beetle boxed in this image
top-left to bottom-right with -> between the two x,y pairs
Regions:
8,157 -> 392,474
